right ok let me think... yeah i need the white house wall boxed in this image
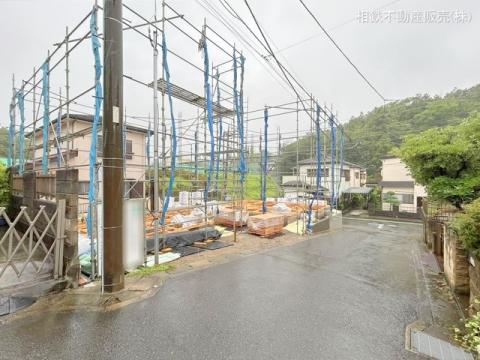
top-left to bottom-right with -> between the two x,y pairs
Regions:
282,163 -> 365,197
33,119 -> 147,211
380,157 -> 427,213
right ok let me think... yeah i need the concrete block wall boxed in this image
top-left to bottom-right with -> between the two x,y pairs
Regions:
55,169 -> 79,288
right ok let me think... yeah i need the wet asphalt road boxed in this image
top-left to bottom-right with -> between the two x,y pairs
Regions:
0,219 -> 424,360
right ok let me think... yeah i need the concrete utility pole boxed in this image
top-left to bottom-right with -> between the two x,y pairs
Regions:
103,0 -> 124,292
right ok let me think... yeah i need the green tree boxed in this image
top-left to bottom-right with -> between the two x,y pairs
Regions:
398,113 -> 480,208
277,84 -> 480,177
0,164 -> 10,208
383,191 -> 400,211
450,198 -> 480,256
0,127 -> 8,158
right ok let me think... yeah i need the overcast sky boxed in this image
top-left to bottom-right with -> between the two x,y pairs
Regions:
1,0 -> 479,138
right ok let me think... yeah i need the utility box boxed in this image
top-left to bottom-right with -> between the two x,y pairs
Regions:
123,198 -> 145,271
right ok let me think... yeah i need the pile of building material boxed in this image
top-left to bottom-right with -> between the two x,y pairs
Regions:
145,208 -> 212,236
214,207 -> 249,227
272,202 -> 298,225
247,213 -> 284,237
272,203 -> 291,214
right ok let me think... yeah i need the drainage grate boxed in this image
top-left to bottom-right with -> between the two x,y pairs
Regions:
410,330 -> 473,360
0,296 -> 36,316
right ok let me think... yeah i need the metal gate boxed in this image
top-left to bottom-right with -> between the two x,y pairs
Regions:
0,200 -> 66,289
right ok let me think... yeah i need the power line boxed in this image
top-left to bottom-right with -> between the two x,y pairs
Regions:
220,0 -> 308,96
194,0 -> 294,96
274,0 -> 403,55
243,0 -> 341,131
219,0 -> 340,130
298,0 -> 386,102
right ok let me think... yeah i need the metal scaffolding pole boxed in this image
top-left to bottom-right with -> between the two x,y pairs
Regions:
65,26 -> 71,167
32,68 -> 36,171
11,74 -> 16,172
103,0 -> 124,293
161,0 -> 167,251
150,27 -> 160,264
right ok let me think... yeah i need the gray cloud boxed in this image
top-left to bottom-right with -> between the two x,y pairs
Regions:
1,0 -> 479,137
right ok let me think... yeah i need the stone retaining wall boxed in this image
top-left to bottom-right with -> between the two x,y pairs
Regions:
443,227 -> 469,295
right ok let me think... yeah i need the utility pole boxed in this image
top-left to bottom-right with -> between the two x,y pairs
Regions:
103,0 -> 124,293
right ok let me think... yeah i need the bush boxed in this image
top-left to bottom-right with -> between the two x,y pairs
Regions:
0,165 -> 9,208
369,187 -> 382,207
450,198 -> 480,256
453,300 -> 480,354
398,114 -> 480,209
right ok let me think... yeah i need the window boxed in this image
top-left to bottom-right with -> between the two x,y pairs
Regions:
124,180 -> 144,198
355,172 -> 360,179
398,193 -> 414,204
79,181 -> 89,195
322,168 -> 329,177
126,140 -> 133,160
97,135 -> 133,159
307,168 -> 330,178
343,169 -> 350,181
382,192 -> 414,204
97,135 -> 103,157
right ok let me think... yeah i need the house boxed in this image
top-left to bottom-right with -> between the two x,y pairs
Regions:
379,156 -> 426,213
29,114 -> 148,212
281,158 -> 367,199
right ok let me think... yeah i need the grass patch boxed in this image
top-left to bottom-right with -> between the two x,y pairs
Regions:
128,263 -> 175,276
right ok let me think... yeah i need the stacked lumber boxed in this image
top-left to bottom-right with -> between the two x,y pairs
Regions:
144,208 -> 192,227
214,208 -> 249,227
78,207 -> 211,237
247,213 -> 284,237
222,199 -> 328,215
78,199 -> 328,237
223,199 -> 276,213
144,220 -> 213,237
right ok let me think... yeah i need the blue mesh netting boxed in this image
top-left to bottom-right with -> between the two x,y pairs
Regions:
86,7 -> 103,237
41,62 -> 49,174
307,104 -> 322,231
16,90 -> 25,174
160,31 -> 177,227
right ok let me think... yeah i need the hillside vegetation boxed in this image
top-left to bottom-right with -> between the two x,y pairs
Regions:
278,85 -> 480,177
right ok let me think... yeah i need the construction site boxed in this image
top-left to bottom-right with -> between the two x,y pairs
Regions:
4,1 -> 480,359
1,1 -> 361,294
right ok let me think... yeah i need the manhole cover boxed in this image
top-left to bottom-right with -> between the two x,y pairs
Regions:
410,330 -> 473,360
0,296 -> 36,316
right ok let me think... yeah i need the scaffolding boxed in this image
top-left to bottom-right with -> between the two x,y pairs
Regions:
6,0 -> 350,284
